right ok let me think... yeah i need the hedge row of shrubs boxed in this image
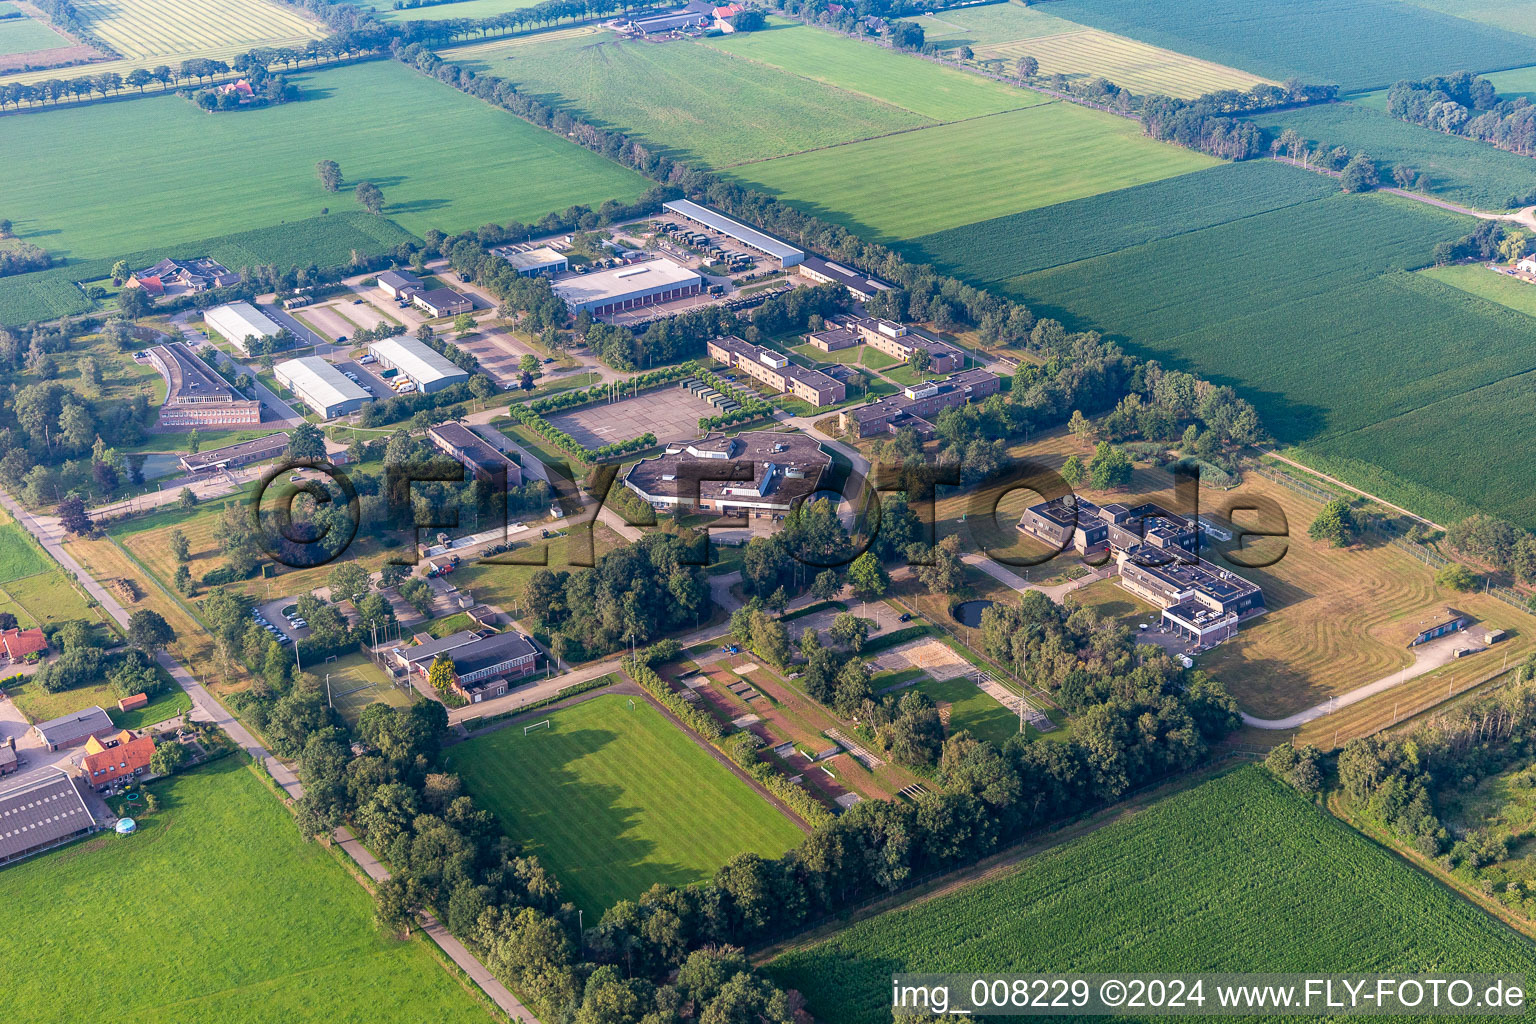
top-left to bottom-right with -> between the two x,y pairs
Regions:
525,362 -> 699,415
690,366 -> 774,430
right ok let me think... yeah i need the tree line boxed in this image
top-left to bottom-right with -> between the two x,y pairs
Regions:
1387,70 -> 1536,179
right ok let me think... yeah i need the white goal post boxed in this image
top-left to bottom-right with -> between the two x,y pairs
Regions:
524,720 -> 551,735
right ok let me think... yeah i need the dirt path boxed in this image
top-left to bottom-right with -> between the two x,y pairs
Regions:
1256,446 -> 1444,531
1271,155 -> 1536,229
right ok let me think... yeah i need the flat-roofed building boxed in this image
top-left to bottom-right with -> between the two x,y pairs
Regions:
662,200 -> 805,266
376,269 -> 423,300
840,368 -> 1000,438
275,357 -> 373,419
0,768 -> 99,866
852,317 -> 964,374
624,430 -> 831,518
204,302 -> 282,355
499,246 -> 569,278
706,335 -> 845,407
553,258 -> 703,316
149,342 -> 261,429
1117,553 -> 1265,641
413,287 -> 474,318
368,337 -> 470,393
428,422 -> 523,487
180,431 -> 290,473
797,255 -> 891,299
804,317 -> 861,352
1017,495 -> 1111,558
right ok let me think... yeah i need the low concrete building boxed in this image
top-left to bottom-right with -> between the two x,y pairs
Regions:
392,629 -> 540,702
1018,497 -> 1201,560
376,269 -> 423,300
32,705 -> 113,751
499,246 -> 569,278
128,257 -> 237,297
1118,553 -> 1265,641
369,337 -> 470,393
413,287 -> 474,318
553,258 -> 703,316
797,255 -> 892,300
624,431 -> 831,517
204,302 -> 282,355
149,342 -> 261,429
0,768 -> 99,866
706,335 -> 845,407
428,422 -> 524,487
180,431 -> 290,473
852,317 -> 964,373
840,368 -> 1000,438
275,357 -> 373,419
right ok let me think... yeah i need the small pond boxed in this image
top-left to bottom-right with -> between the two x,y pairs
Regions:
952,599 -> 995,628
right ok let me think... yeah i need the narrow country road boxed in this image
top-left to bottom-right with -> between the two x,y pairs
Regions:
1271,155 -> 1536,229
0,483 -> 539,1024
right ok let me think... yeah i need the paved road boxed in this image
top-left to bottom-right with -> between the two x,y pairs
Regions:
0,482 -> 532,1021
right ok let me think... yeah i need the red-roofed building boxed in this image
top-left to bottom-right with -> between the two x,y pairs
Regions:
82,730 -> 156,791
0,628 -> 46,661
118,692 -> 149,712
218,78 -> 255,100
131,275 -> 165,295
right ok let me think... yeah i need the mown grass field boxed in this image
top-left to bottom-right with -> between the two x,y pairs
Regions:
1250,102 -> 1536,209
1,0 -> 327,84
979,27 -> 1270,98
910,159 -> 1334,282
0,516 -> 51,583
108,687 -> 192,728
1046,0 -> 1536,92
450,693 -> 804,917
6,758 -> 498,1024
917,2 -> 1087,47
1003,191 -> 1536,527
0,60 -> 649,266
378,0 -> 550,20
448,26 -> 935,167
914,675 -> 1017,746
0,13 -> 70,56
728,102 -> 1218,242
1422,263 -> 1536,317
701,18 -> 1039,122
1399,0 -> 1536,38
769,767 -> 1536,1024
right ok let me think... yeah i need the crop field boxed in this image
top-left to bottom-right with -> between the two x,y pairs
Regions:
910,159 -> 1334,282
728,102 -> 1218,242
1250,103 -> 1536,209
1484,64 -> 1536,103
1046,0 -> 1536,92
378,0 -> 551,20
7,759 -> 498,1024
1,0 -> 328,84
447,27 -> 936,167
1004,191 -> 1536,527
450,694 -> 804,916
4,569 -> 117,638
1422,263 -> 1536,317
700,18 -> 1039,122
0,60 -> 649,267
917,2 -> 1086,48
769,767 -> 1536,1024
1399,0 -> 1536,38
978,28 -> 1270,99
0,13 -> 70,55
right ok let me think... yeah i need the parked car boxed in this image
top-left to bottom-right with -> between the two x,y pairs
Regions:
899,613 -> 912,622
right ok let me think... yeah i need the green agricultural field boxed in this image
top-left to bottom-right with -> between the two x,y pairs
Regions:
1004,191 -> 1536,527
909,159 -> 1334,282
728,102 -> 1218,242
1399,0 -> 1536,38
377,0 -> 550,20
6,759 -> 498,1024
917,2 -> 1085,48
701,18 -> 1039,122
450,693 -> 804,916
1250,102 -> 1536,209
446,27 -> 933,167
1046,0 -> 1536,92
0,519 -> 50,583
1422,262 -> 1536,317
1484,64 -> 1536,103
0,14 -> 70,55
769,767 -> 1536,1024
3,570 -> 118,640
0,60 -> 649,266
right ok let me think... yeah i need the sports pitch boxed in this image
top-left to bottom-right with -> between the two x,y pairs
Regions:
321,650 -> 415,724
450,693 -> 805,916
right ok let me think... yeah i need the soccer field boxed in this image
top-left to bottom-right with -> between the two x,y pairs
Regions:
769,767 -> 1536,1024
0,60 -> 650,265
5,759 -> 497,1024
450,694 -> 804,916
728,102 -> 1218,241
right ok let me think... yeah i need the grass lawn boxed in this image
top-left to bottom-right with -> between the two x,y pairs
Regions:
2,570 -> 120,642
5,758 -> 499,1024
728,102 -> 1218,242
916,675 -> 1019,746
0,59 -> 649,266
1421,262 -> 1536,316
109,687 -> 193,729
446,26 -> 933,167
701,17 -> 1041,121
0,14 -> 70,55
768,767 -> 1536,1024
449,693 -> 804,916
6,675 -> 120,723
0,518 -> 50,583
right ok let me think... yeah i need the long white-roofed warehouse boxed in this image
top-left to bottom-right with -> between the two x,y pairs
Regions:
204,301 -> 283,355
275,357 -> 373,419
662,199 -> 806,267
368,337 -> 470,393
553,258 -> 704,316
